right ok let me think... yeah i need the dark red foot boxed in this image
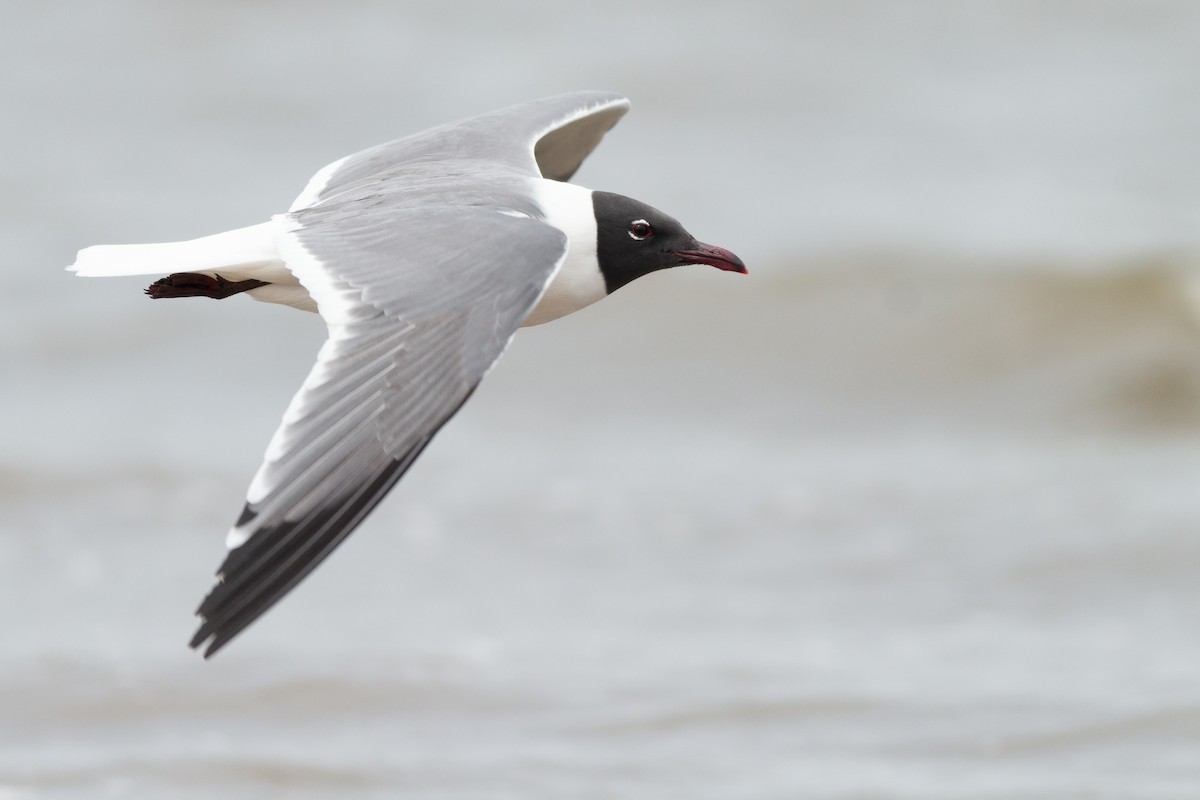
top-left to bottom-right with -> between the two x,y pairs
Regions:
146,273 -> 269,300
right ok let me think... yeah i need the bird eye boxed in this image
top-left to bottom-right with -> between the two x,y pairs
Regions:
628,220 -> 654,240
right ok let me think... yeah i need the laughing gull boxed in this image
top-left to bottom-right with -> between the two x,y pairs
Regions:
69,91 -> 746,657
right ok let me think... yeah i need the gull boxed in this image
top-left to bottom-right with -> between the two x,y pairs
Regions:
69,91 -> 746,656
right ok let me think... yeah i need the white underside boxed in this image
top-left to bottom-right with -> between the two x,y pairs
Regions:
67,182 -> 607,323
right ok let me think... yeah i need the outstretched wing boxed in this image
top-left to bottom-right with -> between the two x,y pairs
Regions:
189,202 -> 568,657
290,91 -> 629,211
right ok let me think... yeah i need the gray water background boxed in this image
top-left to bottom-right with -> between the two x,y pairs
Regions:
2,2 -> 1200,797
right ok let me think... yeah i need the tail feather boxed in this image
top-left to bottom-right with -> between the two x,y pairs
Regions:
68,222 -> 281,278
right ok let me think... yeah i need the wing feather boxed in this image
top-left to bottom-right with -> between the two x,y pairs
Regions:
190,204 -> 568,656
291,91 -> 628,211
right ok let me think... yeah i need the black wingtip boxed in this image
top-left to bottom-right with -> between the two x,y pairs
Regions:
186,392 -> 475,661
187,454 -> 419,661
189,616 -> 218,657
200,636 -> 227,660
235,503 -> 257,527
190,608 -> 254,659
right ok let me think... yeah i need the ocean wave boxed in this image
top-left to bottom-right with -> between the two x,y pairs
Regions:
610,257 -> 1200,433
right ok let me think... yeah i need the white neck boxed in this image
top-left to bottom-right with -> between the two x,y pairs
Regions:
522,180 -> 607,327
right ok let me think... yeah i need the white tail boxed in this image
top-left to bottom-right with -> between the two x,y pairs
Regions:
68,222 -> 282,278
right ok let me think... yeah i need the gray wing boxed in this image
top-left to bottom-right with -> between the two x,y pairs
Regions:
290,91 -> 629,211
189,203 -> 567,657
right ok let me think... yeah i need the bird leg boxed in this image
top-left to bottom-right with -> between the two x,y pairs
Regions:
145,273 -> 269,300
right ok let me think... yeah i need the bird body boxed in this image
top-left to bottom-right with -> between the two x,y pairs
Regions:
68,92 -> 745,656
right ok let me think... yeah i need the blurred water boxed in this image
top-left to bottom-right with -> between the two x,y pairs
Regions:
3,2 -> 1200,798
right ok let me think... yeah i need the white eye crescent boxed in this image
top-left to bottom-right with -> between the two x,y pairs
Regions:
628,220 -> 654,240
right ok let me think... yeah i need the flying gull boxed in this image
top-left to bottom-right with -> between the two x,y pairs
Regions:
68,91 -> 746,657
